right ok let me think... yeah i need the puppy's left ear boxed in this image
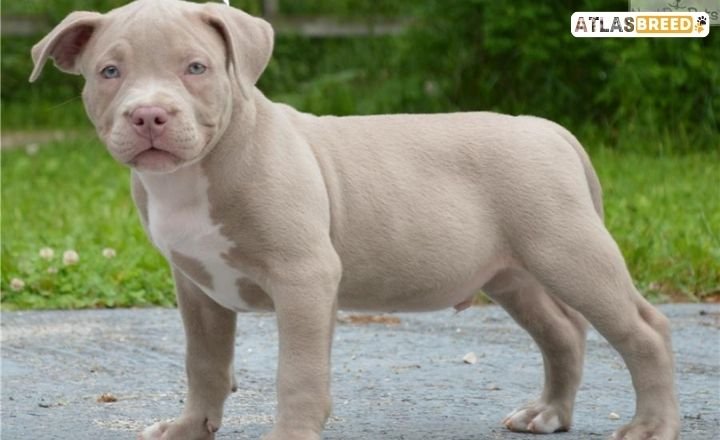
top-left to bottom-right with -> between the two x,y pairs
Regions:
201,4 -> 274,100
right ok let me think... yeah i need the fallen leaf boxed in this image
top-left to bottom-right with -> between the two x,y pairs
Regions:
97,393 -> 118,403
338,314 -> 401,326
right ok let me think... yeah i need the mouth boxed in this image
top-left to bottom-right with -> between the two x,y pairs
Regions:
129,146 -> 181,171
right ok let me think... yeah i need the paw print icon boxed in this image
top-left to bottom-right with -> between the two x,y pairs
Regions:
696,16 -> 707,25
694,16 -> 707,33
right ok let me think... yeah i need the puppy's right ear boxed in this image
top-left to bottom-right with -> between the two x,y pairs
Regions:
29,11 -> 103,82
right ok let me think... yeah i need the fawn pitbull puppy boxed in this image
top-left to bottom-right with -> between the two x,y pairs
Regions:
30,0 -> 679,439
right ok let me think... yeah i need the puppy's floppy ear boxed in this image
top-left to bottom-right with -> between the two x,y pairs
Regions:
201,3 -> 274,100
29,11 -> 104,82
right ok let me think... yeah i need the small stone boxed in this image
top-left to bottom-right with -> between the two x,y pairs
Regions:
609,412 -> 620,420
463,352 -> 478,364
102,248 -> 117,259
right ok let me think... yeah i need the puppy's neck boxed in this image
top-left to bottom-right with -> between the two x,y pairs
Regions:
135,163 -> 205,202
206,87 -> 268,159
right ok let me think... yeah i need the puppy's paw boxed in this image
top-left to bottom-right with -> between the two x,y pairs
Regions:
611,417 -> 679,440
138,421 -> 171,440
502,401 -> 571,434
138,417 -> 218,440
261,427 -> 321,440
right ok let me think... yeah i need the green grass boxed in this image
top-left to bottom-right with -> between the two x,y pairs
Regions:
593,148 -> 720,302
1,139 -> 174,309
1,140 -> 718,310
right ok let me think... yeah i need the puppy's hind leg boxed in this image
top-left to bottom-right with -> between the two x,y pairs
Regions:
518,220 -> 679,440
483,269 -> 588,434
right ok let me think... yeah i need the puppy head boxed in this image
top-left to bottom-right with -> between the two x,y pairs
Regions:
30,0 -> 274,174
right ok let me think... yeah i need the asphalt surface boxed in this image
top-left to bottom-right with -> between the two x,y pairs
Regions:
1,304 -> 718,439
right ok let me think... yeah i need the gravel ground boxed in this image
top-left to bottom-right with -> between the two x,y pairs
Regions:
1,304 -> 718,439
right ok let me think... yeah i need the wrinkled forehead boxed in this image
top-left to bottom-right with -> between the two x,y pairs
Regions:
87,1 -> 226,68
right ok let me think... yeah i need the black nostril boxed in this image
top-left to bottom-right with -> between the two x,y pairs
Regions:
154,117 -> 166,125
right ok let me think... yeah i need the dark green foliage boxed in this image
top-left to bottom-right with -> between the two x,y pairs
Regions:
277,0 -> 414,17
1,0 -> 261,18
3,0 -> 717,151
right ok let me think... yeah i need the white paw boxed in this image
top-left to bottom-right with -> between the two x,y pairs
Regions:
138,420 -> 171,440
137,417 -> 217,440
611,417 -> 679,440
261,427 -> 321,440
503,402 -> 570,434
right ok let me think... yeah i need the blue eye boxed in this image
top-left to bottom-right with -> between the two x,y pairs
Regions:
100,65 -> 120,79
186,62 -> 207,75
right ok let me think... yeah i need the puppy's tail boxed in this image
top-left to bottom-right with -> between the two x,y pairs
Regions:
554,126 -> 604,222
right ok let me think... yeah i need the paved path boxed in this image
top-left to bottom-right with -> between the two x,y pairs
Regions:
2,304 -> 718,439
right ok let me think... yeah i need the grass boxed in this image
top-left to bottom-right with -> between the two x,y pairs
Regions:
593,147 -> 720,302
1,139 -> 718,310
1,139 -> 174,309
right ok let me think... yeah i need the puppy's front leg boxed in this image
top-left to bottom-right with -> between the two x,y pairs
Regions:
263,270 -> 340,440
140,270 -> 236,440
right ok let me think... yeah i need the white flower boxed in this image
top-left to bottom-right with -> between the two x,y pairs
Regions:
102,248 -> 117,259
25,143 -> 39,155
39,247 -> 55,260
10,278 -> 25,291
423,80 -> 438,96
63,250 -> 80,265
47,267 -> 58,274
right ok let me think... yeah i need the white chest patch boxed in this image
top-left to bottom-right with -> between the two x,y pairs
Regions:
138,165 -> 250,311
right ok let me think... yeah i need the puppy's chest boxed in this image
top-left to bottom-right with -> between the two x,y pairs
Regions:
148,202 -> 223,258
140,170 -> 250,311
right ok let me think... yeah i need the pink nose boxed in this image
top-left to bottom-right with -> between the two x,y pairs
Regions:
129,106 -> 169,139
